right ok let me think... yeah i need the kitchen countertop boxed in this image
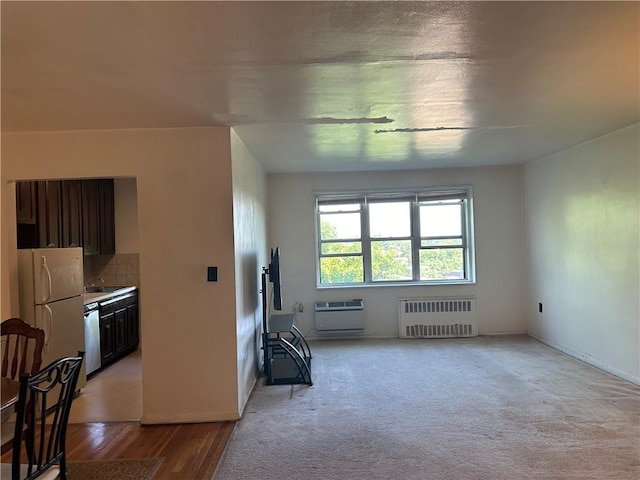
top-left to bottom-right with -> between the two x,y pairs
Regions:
83,286 -> 138,304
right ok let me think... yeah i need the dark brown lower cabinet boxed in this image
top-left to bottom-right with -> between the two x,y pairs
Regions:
99,312 -> 116,367
126,303 -> 139,350
98,290 -> 139,369
114,308 -> 128,357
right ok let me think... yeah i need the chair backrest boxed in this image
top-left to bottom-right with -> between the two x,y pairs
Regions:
1,318 -> 45,381
11,352 -> 84,480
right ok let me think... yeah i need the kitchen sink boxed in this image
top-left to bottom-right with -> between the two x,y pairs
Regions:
83,286 -> 125,293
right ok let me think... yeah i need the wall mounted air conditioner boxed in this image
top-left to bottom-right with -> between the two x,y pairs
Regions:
314,300 -> 365,331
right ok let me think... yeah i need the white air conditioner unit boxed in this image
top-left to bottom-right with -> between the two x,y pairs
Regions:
314,300 -> 365,331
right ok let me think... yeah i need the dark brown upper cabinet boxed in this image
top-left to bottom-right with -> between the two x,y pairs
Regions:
81,180 -> 100,256
98,180 -> 116,255
37,180 -> 62,248
62,180 -> 82,248
16,179 -> 115,254
16,181 -> 37,225
81,179 -> 115,255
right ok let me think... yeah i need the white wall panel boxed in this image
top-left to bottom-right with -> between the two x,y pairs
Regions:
523,124 -> 639,383
267,166 -> 526,338
231,129 -> 267,414
2,128 -> 240,422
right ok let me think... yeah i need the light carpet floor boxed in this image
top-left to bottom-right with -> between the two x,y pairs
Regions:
213,335 -> 640,480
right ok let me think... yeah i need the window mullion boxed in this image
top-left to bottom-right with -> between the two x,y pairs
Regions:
411,199 -> 421,281
461,198 -> 469,278
321,237 -> 362,244
420,245 -> 464,250
362,200 -> 372,283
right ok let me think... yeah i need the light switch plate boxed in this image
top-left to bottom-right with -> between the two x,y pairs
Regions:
207,266 -> 218,282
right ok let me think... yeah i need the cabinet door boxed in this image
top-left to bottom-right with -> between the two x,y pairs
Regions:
37,181 -> 62,248
98,180 -> 116,254
61,180 -> 82,248
126,302 -> 139,350
16,181 -> 39,248
81,180 -> 100,255
16,181 -> 37,224
99,312 -> 115,367
114,308 -> 128,356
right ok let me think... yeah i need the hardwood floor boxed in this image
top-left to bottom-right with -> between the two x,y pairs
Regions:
2,421 -> 236,479
1,349 -> 237,479
69,421 -> 235,479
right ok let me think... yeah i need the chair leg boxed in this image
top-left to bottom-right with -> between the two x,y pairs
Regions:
59,456 -> 68,480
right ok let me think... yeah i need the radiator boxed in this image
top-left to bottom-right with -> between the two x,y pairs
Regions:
315,300 -> 365,331
398,297 -> 477,338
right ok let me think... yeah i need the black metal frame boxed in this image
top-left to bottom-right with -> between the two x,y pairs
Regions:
12,352 -> 85,480
261,268 -> 312,386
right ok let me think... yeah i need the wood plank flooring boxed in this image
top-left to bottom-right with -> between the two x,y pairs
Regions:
2,350 -> 237,479
1,420 -> 236,480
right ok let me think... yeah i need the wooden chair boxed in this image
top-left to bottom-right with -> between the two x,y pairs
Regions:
1,318 -> 46,436
0,352 -> 84,480
1,318 -> 45,382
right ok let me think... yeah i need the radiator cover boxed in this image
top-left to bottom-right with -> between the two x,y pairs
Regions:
398,297 -> 477,338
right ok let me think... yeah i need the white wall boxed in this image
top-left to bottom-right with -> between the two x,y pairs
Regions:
1,127 -> 242,421
231,129 -> 267,414
267,166 -> 526,338
523,124 -> 640,384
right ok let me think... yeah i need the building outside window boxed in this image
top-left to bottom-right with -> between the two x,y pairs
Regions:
315,187 -> 475,287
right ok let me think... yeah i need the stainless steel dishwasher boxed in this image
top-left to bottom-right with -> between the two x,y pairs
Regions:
83,302 -> 101,376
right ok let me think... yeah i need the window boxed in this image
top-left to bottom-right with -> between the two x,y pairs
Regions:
315,187 -> 475,286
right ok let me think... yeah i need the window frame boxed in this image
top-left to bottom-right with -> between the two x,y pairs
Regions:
315,186 -> 476,288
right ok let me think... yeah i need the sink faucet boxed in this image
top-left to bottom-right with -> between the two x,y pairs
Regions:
85,277 -> 104,288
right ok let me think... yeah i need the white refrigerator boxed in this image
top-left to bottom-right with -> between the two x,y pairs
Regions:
17,247 -> 86,389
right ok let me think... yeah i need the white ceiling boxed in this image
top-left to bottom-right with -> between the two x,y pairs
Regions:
2,1 -> 638,173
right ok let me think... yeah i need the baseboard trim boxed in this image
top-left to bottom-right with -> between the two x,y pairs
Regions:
527,332 -> 640,386
307,331 -> 527,341
479,330 -> 527,336
141,411 -> 240,424
307,333 -> 396,341
238,375 -> 258,418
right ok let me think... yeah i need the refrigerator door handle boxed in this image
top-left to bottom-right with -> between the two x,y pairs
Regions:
43,304 -> 53,352
41,255 -> 53,303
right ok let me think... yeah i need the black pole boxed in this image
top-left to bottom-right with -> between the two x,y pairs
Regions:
261,267 -> 268,334
261,267 -> 270,382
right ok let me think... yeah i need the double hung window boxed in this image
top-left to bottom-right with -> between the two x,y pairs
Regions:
315,187 -> 475,286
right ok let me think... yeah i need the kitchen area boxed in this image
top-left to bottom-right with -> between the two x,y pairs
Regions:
11,177 -> 142,423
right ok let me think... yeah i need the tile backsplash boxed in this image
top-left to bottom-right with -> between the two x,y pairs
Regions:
83,253 -> 140,287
